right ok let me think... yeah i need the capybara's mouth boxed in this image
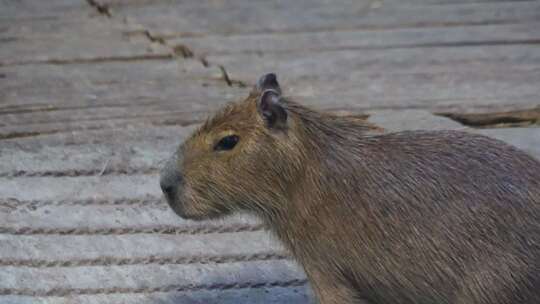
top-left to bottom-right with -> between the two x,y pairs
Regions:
162,192 -> 187,218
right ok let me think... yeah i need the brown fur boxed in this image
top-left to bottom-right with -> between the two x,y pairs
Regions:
160,74 -> 540,304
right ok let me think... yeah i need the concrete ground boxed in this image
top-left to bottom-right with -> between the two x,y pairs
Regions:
0,0 -> 539,303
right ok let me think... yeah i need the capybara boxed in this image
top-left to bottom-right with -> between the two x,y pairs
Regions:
160,73 -> 540,304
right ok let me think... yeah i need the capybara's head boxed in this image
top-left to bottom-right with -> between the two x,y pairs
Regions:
160,73 -> 305,220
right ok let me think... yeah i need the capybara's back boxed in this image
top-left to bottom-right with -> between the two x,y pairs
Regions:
312,129 -> 540,304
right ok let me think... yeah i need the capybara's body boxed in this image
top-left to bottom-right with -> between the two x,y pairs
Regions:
160,73 -> 540,304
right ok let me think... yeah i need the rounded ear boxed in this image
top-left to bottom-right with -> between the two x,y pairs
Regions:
256,73 -> 281,94
258,89 -> 287,130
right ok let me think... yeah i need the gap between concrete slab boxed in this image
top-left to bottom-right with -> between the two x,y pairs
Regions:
0,54 -> 174,67
0,252 -> 289,268
0,223 -> 264,236
122,28 -> 247,88
0,278 -> 308,297
86,0 -> 112,18
436,106 -> 540,128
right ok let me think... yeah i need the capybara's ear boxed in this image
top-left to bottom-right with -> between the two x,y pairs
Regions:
257,89 -> 287,130
256,73 -> 281,94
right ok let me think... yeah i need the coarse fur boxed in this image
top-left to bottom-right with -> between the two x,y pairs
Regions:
160,73 -> 540,304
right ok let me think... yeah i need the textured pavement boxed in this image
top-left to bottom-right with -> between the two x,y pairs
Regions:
1,0 -> 539,303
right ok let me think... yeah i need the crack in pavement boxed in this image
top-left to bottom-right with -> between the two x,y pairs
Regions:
86,0 -> 112,17
0,223 -> 265,236
102,0 -> 374,88
0,54 -> 173,67
0,252 -> 289,268
0,278 -> 308,297
81,0 -> 252,88
141,30 -> 247,87
436,106 -> 540,128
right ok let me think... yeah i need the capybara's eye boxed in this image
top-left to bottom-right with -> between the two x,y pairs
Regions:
214,135 -> 239,151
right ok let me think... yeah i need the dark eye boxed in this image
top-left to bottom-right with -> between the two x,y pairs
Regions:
214,135 -> 239,151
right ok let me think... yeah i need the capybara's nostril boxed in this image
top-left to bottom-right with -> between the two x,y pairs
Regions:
160,166 -> 183,196
160,179 -> 174,195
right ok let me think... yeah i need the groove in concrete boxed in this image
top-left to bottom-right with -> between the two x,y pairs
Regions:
0,279 -> 308,297
0,224 -> 265,236
0,252 -> 289,268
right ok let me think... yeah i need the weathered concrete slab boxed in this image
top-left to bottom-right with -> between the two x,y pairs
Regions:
0,175 -> 158,201
0,113 -> 201,140
170,23 -> 540,55
0,139 -> 172,175
98,0 -> 531,6
0,124 -> 197,151
0,232 -> 279,263
367,110 -> 465,131
100,0 -> 540,37
0,200 -> 261,231
1,285 -> 313,304
0,59 -> 247,138
201,44 -> 540,112
476,127 -> 540,160
0,19 -> 169,66
369,0 -> 540,5
2,0 -> 539,303
0,59 -> 232,108
0,260 -> 305,295
0,0 -> 90,20
150,1 -> 539,117
0,1 -> 171,66
205,44 -> 540,80
367,110 -> 540,160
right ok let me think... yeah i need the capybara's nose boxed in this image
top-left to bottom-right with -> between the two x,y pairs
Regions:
160,160 -> 183,196
160,171 -> 182,194
160,176 -> 175,195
